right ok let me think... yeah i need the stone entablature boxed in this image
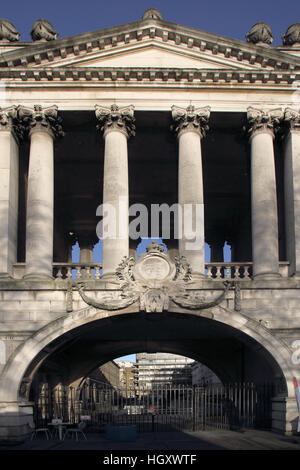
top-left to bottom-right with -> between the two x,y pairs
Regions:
1,67 -> 299,86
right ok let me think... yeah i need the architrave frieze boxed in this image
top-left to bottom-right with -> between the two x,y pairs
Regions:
0,67 -> 299,86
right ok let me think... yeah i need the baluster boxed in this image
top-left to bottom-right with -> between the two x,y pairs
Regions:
75,266 -> 81,279
216,266 -> 222,279
95,266 -> 101,279
245,265 -> 251,279
234,265 -> 240,279
224,266 -> 231,279
56,267 -> 62,279
205,265 -> 210,279
85,266 -> 91,279
66,266 -> 72,279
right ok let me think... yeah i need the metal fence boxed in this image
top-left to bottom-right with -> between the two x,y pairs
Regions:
34,381 -> 273,432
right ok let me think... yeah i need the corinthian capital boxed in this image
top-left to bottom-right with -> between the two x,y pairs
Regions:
284,107 -> 300,130
171,104 -> 211,138
0,106 -> 17,129
95,104 -> 135,138
246,107 -> 284,137
0,106 -> 24,141
17,104 -> 64,139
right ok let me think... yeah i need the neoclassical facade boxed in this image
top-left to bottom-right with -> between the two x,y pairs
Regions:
0,10 -> 300,439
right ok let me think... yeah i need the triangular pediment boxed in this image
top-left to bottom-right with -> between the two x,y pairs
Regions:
50,42 -> 261,71
0,16 -> 300,83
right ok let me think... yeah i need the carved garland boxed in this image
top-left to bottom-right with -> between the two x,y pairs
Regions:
73,255 -> 232,314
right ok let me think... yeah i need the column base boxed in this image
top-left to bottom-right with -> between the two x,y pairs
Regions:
290,271 -> 300,279
272,397 -> 299,435
101,273 -> 121,285
0,273 -> 14,280
253,272 -> 282,280
23,273 -> 53,281
190,272 -> 207,280
0,402 -> 34,442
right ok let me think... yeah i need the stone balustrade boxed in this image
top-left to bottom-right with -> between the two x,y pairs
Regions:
205,262 -> 253,279
53,263 -> 102,280
11,261 -> 289,281
205,262 -> 289,280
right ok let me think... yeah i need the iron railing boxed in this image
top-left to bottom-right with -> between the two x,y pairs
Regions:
33,382 -> 273,433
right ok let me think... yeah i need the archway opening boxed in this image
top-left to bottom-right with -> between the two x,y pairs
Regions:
17,311 -> 287,433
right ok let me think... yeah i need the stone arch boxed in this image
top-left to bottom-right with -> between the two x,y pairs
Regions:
0,340 -> 5,365
0,304 -> 295,404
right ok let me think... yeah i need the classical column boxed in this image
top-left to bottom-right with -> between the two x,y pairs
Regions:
0,106 -> 19,278
171,104 -> 210,278
78,234 -> 98,263
18,105 -> 63,280
95,104 -> 135,279
283,108 -> 300,277
247,107 -> 283,279
209,240 -> 224,263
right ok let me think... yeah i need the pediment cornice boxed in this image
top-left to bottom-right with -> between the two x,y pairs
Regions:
0,17 -> 300,71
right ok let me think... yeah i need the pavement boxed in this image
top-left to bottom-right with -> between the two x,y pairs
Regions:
1,429 -> 300,451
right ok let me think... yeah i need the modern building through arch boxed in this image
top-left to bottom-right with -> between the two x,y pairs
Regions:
0,11 -> 300,440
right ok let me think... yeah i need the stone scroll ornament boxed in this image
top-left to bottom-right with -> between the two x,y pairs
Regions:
31,19 -> 58,41
245,22 -> 273,45
282,23 -> 300,46
74,241 -> 231,314
0,19 -> 20,42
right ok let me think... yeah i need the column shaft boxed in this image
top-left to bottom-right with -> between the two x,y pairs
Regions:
0,110 -> 19,277
95,104 -> 135,279
178,130 -> 205,274
102,130 -> 128,276
24,128 -> 54,279
210,242 -> 224,263
284,126 -> 300,276
172,105 -> 210,278
250,130 -> 280,277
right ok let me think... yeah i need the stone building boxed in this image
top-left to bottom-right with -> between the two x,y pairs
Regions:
89,360 -> 121,389
136,353 -> 194,386
115,360 -> 138,390
0,10 -> 300,439
191,361 -> 221,386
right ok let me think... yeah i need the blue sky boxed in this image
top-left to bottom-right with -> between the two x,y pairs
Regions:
1,0 -> 299,45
